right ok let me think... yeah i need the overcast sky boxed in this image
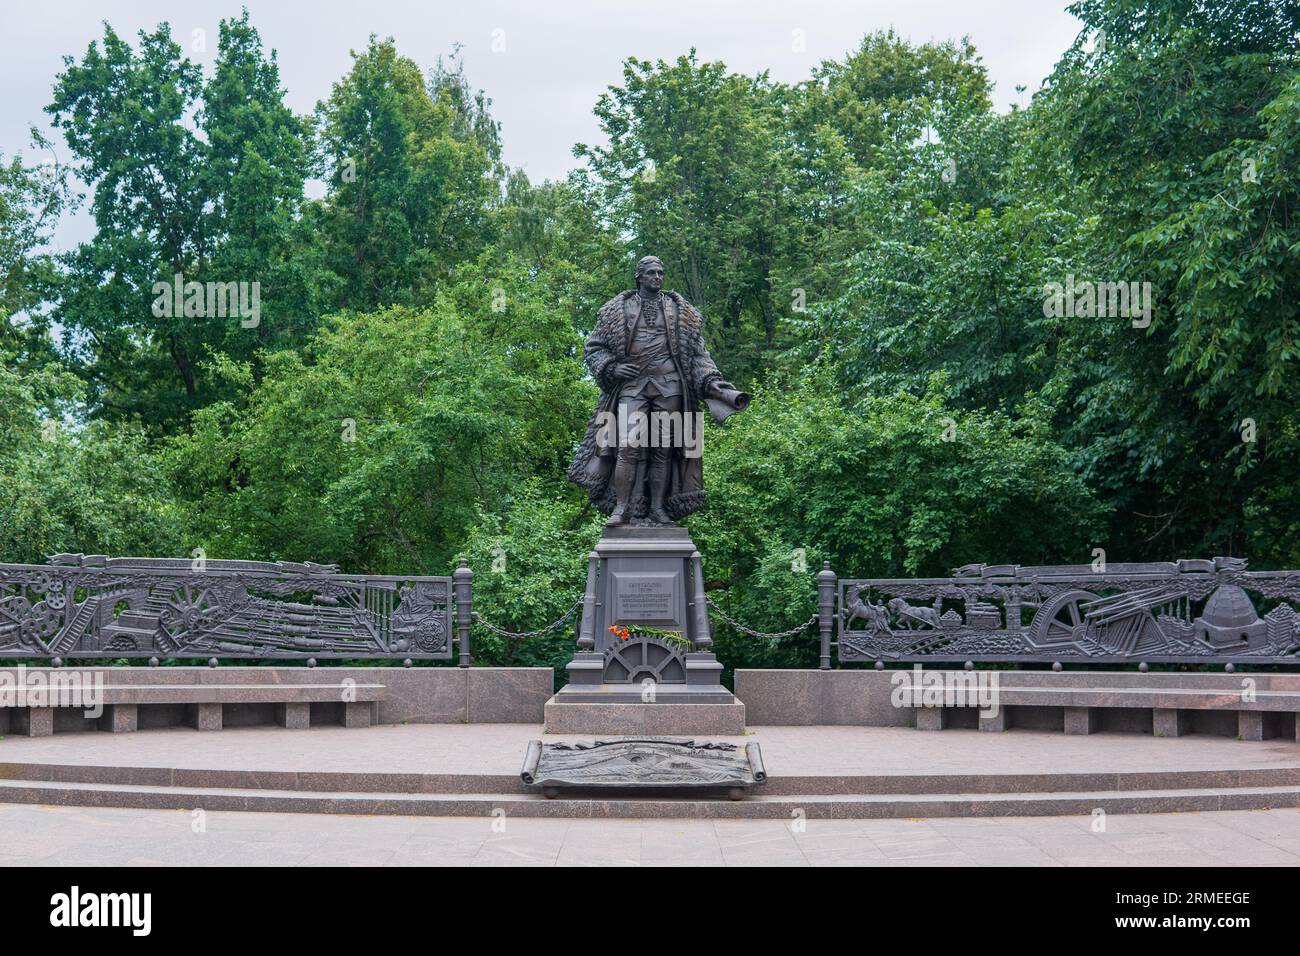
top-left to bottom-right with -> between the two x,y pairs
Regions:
4,0 -> 1084,249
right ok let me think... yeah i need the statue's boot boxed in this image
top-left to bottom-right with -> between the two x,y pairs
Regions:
647,456 -> 674,525
606,454 -> 637,525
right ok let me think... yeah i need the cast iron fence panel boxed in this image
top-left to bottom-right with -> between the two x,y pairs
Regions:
0,555 -> 459,661
837,558 -> 1300,665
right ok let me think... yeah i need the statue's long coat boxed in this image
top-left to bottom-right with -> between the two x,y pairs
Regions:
567,290 -> 730,519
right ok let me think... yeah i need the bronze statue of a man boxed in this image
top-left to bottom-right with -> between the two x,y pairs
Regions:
568,256 -> 748,526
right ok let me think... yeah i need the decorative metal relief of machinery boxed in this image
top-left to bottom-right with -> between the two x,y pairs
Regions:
838,557 -> 1300,664
601,635 -> 688,684
0,555 -> 455,660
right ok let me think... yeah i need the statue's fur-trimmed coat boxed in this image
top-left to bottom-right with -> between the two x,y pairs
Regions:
567,290 -> 731,519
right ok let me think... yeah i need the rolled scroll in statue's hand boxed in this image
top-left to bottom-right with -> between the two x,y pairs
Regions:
704,384 -> 750,424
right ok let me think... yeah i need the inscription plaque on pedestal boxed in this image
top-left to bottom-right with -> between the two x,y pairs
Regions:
614,572 -> 676,623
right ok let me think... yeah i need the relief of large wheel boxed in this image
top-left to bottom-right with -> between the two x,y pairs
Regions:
602,635 -> 687,684
1031,589 -> 1099,646
158,585 -> 210,631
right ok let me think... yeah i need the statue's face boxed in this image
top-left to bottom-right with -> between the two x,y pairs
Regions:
638,264 -> 664,294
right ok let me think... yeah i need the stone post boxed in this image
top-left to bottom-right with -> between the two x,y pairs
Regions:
454,558 -> 473,668
817,561 -> 837,670
690,551 -> 712,650
577,551 -> 599,651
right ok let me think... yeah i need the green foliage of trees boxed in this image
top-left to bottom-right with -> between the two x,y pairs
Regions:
0,360 -> 185,563
1022,0 -> 1300,559
4,1 -> 1298,651
691,370 -> 1105,667
47,13 -> 322,428
459,481 -> 604,668
314,39 -> 501,311
0,147 -> 69,366
165,256 -> 591,572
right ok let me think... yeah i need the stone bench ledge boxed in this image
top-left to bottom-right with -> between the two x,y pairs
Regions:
0,683 -> 386,707
902,687 -> 1300,712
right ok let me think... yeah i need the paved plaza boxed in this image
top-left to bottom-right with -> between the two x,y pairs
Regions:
1,723 -> 1298,865
5,722 -> 1299,776
2,802 -> 1299,866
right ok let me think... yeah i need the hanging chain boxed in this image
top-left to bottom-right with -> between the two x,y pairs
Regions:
472,599 -> 582,640
474,596 -> 817,642
705,597 -> 818,640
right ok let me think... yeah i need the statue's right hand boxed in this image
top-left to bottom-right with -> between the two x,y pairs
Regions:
611,362 -> 639,381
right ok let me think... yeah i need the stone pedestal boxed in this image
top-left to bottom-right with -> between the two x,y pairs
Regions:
343,701 -> 373,728
550,524 -> 741,734
1238,711 -> 1264,741
187,702 -> 222,731
556,653 -> 732,705
19,707 -> 53,737
1064,706 -> 1100,735
544,698 -> 746,735
915,707 -> 947,731
99,704 -> 137,733
275,701 -> 311,729
1153,707 -> 1190,738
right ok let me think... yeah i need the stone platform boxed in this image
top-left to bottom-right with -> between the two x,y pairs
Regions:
542,697 -> 745,734
0,666 -> 554,734
737,669 -> 1300,740
1,722 -> 1298,819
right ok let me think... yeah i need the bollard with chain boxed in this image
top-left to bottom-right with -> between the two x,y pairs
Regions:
454,558 -> 473,667
577,551 -> 598,651
817,561 -> 837,670
690,551 -> 712,650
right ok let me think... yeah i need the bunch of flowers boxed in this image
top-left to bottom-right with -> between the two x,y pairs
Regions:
608,623 -> 692,650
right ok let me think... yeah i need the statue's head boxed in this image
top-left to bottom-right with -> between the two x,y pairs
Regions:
635,255 -> 664,294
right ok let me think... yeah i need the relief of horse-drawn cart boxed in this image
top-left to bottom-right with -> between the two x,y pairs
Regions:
838,558 -> 1300,664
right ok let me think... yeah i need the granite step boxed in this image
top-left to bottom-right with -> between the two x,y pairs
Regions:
0,776 -> 1297,818
2,761 -> 1298,796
